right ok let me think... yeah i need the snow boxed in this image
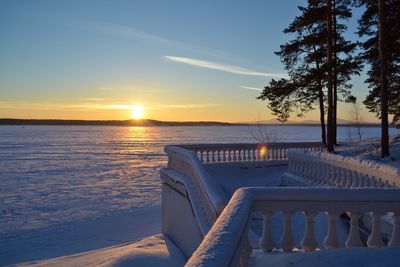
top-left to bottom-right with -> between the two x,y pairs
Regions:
205,162 -> 286,196
337,133 -> 400,167
250,247 -> 400,267
19,234 -> 186,267
1,126 -> 398,266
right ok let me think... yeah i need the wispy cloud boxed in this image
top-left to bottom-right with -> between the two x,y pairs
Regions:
97,87 -> 114,91
240,86 -> 263,92
165,56 -> 288,78
99,24 -> 178,46
91,23 -> 229,60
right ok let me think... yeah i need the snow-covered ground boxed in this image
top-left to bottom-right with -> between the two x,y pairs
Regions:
338,133 -> 400,165
19,235 -> 186,267
0,125 -> 398,266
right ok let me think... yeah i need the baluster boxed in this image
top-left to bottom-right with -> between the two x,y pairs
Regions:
260,211 -> 274,252
199,150 -> 204,162
363,174 -> 369,187
389,213 -> 400,247
344,169 -> 352,188
348,171 -> 354,187
350,171 -> 357,188
243,149 -> 247,161
228,150 -> 232,162
377,178 -> 384,188
324,212 -> 340,249
301,212 -> 317,251
311,161 -> 319,184
291,158 -> 297,174
280,211 -> 295,252
356,173 -> 363,188
340,168 -> 347,187
233,150 -> 237,161
328,165 -> 335,186
222,149 -> 226,162
364,175 -> 371,187
324,163 -> 331,185
205,151 -> 209,163
367,213 -> 385,248
217,150 -> 221,162
335,167 -> 342,187
345,213 -> 363,247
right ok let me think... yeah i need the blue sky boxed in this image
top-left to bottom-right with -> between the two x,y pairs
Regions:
0,0 -> 375,122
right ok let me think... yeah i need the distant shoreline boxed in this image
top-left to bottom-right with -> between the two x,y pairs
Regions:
0,118 -> 395,128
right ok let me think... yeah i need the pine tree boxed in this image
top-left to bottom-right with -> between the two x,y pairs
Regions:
327,0 -> 334,152
356,0 -> 400,158
258,0 -> 361,145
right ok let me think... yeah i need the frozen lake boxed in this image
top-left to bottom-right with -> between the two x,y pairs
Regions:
0,125 -> 399,265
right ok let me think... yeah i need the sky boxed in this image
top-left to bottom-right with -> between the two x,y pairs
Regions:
0,0 -> 378,122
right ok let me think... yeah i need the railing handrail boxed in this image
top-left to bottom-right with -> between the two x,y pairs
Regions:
185,187 -> 400,267
164,145 -> 227,213
178,141 -> 324,150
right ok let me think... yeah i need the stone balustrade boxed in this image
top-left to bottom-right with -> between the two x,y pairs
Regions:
163,145 -> 227,236
185,187 -> 400,267
163,142 -> 325,235
179,142 -> 324,164
286,150 -> 400,188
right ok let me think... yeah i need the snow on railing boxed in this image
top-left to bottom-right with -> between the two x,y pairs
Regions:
164,145 -> 227,235
287,150 -> 400,187
179,142 -> 324,164
186,187 -> 400,267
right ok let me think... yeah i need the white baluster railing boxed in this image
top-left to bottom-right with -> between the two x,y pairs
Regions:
185,187 -> 400,267
179,142 -> 324,164
286,150 -> 400,188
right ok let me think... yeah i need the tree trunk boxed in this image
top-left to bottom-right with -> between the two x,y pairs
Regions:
326,0 -> 334,152
318,87 -> 327,145
378,0 -> 390,158
332,0 -> 338,145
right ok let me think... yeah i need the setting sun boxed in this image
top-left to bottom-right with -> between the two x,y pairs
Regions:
131,105 -> 144,120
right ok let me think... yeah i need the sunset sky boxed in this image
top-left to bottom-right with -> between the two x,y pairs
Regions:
0,0 -> 377,122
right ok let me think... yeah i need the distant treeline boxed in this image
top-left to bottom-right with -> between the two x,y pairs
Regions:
0,118 -> 232,126
0,118 -> 395,128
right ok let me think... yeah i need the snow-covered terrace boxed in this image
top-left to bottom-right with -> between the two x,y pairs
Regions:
161,141 -> 400,266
